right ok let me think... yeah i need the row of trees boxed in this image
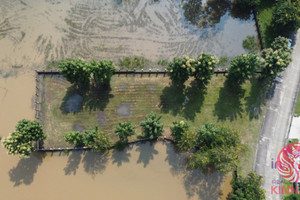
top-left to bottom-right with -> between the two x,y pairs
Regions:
167,36 -> 292,90
58,59 -> 116,86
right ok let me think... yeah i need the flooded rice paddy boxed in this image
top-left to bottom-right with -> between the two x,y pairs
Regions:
0,0 -> 256,199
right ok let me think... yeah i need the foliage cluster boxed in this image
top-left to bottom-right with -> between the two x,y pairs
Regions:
2,119 -> 46,158
118,56 -> 150,70
115,121 -> 135,143
242,35 -> 259,53
58,59 -> 116,86
228,172 -> 266,200
64,127 -> 111,152
140,112 -> 164,139
167,54 -> 218,85
236,0 -> 260,8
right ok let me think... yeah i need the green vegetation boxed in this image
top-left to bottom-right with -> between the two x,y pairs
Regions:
115,121 -> 135,143
257,0 -> 300,47
242,35 -> 259,53
187,123 -> 242,173
227,53 -> 261,86
140,112 -> 164,139
284,193 -> 300,200
177,129 -> 198,151
167,54 -> 218,85
63,127 -> 111,152
58,59 -> 116,86
236,0 -> 260,8
218,56 -> 229,67
118,56 -> 150,70
228,172 -> 265,200
294,91 -> 300,116
2,119 -> 46,158
170,120 -> 190,143
261,38 -> 292,78
42,74 -> 265,174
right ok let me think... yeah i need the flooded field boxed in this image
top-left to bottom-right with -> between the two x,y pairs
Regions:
0,0 -> 256,74
0,0 -> 259,199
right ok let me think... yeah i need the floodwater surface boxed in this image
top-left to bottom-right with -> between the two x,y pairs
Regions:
0,0 -> 256,73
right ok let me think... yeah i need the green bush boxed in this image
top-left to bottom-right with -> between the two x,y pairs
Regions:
2,119 -> 46,158
83,127 -> 111,152
177,130 -> 198,151
284,193 -> 300,200
170,120 -> 190,143
140,112 -> 164,139
229,172 -> 265,200
167,57 -> 189,84
187,123 -> 241,173
63,131 -> 85,147
115,121 -> 135,143
58,59 -> 90,86
227,53 -> 261,85
119,56 -> 150,70
261,48 -> 292,78
89,59 -> 115,86
273,0 -> 299,35
271,36 -> 290,51
242,35 -> 259,53
188,54 -> 218,85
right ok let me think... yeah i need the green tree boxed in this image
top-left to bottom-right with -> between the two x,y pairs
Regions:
140,112 -> 164,139
228,172 -> 265,200
261,48 -> 292,78
89,59 -> 115,86
188,54 -> 218,85
177,130 -> 198,151
167,57 -> 189,85
58,59 -> 90,86
83,127 -> 111,152
2,119 -> 46,158
227,53 -> 261,85
115,121 -> 135,143
63,131 -> 85,147
187,123 -> 241,173
170,120 -> 190,143
273,0 -> 299,35
271,36 -> 290,51
236,0 -> 260,8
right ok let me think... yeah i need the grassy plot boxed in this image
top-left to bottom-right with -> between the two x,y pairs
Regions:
256,0 -> 276,48
41,74 -> 266,174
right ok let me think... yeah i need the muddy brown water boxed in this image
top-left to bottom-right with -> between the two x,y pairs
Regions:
0,0 -> 254,198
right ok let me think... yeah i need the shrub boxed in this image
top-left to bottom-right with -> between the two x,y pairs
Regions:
187,123 -> 241,173
83,127 -> 111,152
115,121 -> 135,143
242,35 -> 259,53
170,120 -> 190,143
261,48 -> 292,78
119,56 -> 150,70
188,54 -> 218,85
227,53 -> 261,85
140,112 -> 164,139
2,119 -> 46,158
177,130 -> 198,151
89,60 -> 115,86
58,59 -> 90,86
284,193 -> 300,200
63,131 -> 85,147
229,172 -> 265,200
271,36 -> 290,51
167,57 -> 189,84
273,0 -> 299,35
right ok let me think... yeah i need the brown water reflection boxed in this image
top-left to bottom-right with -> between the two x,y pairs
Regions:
1,141 -> 228,200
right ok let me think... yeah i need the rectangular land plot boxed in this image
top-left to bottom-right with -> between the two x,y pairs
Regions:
40,73 -> 265,174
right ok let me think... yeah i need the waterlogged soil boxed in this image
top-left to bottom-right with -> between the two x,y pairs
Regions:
0,0 -> 256,75
0,141 -> 231,200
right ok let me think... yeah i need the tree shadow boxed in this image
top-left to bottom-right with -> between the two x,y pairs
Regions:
83,85 -> 114,111
112,145 -> 133,167
183,81 -> 207,121
245,78 -> 271,120
136,141 -> 158,168
64,151 -> 83,175
82,151 -> 109,177
214,80 -> 245,121
9,152 -> 46,186
159,84 -> 185,116
60,84 -> 113,113
164,142 -> 225,200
